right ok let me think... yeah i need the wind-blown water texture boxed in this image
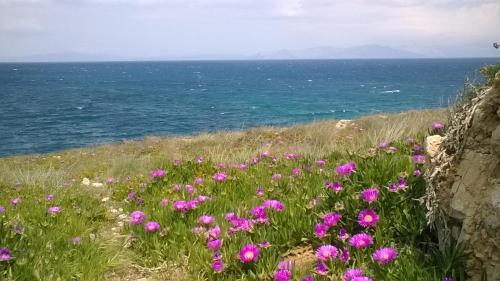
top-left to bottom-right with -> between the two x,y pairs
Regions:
0,58 -> 497,156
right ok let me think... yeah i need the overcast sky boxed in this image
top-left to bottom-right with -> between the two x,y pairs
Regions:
0,0 -> 499,59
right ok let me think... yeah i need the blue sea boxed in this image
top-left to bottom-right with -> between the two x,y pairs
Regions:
0,58 -> 498,156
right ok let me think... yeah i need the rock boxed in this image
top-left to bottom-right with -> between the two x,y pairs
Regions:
335,120 -> 352,129
81,177 -> 90,186
425,135 -> 444,158
92,182 -> 104,188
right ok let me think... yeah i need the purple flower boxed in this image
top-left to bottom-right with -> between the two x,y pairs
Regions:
301,275 -> 314,281
208,226 -> 221,239
225,212 -> 237,220
292,167 -> 301,176
338,228 -> 349,241
325,180 -> 343,192
343,268 -> 363,281
212,172 -> 227,182
0,206 -> 5,214
349,233 -> 374,249
48,206 -> 61,215
335,161 -> 357,176
239,244 -> 260,263
432,122 -> 444,130
413,169 -> 422,177
129,210 -> 145,225
207,239 -> 222,251
0,248 -> 11,261
71,236 -> 82,245
46,194 -> 54,201
172,159 -> 182,165
323,212 -> 342,227
260,240 -> 270,248
150,169 -> 166,179
196,156 -> 204,164
357,209 -> 379,228
10,197 -> 21,206
340,248 -> 350,263
352,277 -> 374,281
127,191 -> 137,201
285,153 -> 298,159
315,245 -> 338,261
388,183 -> 398,192
274,270 -> 292,281
316,261 -> 328,276
256,186 -> 264,196
194,177 -> 204,185
379,142 -> 388,148
199,215 -> 215,225
252,206 -> 267,219
144,221 -> 160,233
211,260 -> 224,273
185,184 -> 195,194
314,223 -> 329,238
397,177 -> 408,190
412,154 -> 426,164
316,159 -> 326,167
173,200 -> 188,212
443,277 -> 452,281
372,247 -> 398,264
191,226 -> 204,235
360,188 -> 379,203
262,200 -> 285,211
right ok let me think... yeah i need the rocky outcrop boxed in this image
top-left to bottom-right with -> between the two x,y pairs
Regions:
427,72 -> 500,281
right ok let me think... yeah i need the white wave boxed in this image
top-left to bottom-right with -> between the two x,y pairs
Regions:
381,90 -> 400,94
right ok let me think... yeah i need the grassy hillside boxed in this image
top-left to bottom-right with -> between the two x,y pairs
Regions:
0,109 -> 467,281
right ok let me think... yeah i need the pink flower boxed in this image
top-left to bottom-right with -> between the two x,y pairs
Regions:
46,194 -> 54,201
262,200 -> 285,211
338,228 -> 349,241
316,261 -> 328,275
335,161 -> 357,176
212,172 -> 227,182
239,244 -> 260,263
360,188 -> 379,203
278,260 -> 293,271
196,156 -> 204,164
372,247 -> 398,264
150,169 -> 166,179
130,210 -> 145,225
291,167 -> 301,176
260,240 -> 270,248
194,177 -> 204,185
211,260 -> 224,273
315,245 -> 338,261
412,154 -> 426,164
413,169 -> 422,177
173,200 -> 188,212
325,180 -> 343,192
357,209 -> 379,228
208,226 -> 221,239
144,221 -> 160,232
207,239 -> 222,251
349,233 -> 374,249
322,212 -> 342,227
48,206 -> 61,215
271,173 -> 282,182
340,248 -> 350,263
256,186 -> 264,196
199,215 -> 215,225
343,268 -> 364,281
159,198 -> 169,206
10,197 -> 21,206
274,270 -> 292,281
185,185 -> 195,194
316,159 -> 326,167
432,122 -> 444,130
0,248 -> 11,261
314,223 -> 329,238
285,153 -> 298,159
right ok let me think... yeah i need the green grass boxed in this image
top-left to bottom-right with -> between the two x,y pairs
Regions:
0,109 -> 466,281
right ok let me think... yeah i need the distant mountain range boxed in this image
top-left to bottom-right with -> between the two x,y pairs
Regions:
1,44 -> 498,62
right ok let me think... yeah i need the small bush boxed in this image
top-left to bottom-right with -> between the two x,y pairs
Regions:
480,62 -> 500,85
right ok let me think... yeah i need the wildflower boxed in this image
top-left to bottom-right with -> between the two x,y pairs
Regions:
14,225 -> 23,234
338,228 -> 349,241
48,206 -> 61,215
260,240 -> 270,248
335,161 -> 357,176
194,177 -> 204,185
208,226 -> 221,239
172,184 -> 182,192
352,277 -> 374,281
129,210 -> 145,225
316,159 -> 326,167
46,194 -> 54,201
173,201 -> 188,212
349,233 -> 374,249
274,270 -> 292,281
197,195 -> 210,203
397,177 -> 408,190
314,223 -> 329,238
0,248 -> 11,261
186,200 -> 198,210
172,159 -> 182,165
285,153 -> 298,159
340,248 -> 350,263
191,226 -> 204,235
0,206 -> 5,214
10,197 -> 21,206
199,215 -> 215,225
301,275 -> 314,281
150,169 -> 166,179
127,191 -> 136,201
360,188 -> 379,203
323,212 -> 342,227
387,146 -> 397,153
315,245 -> 338,261
372,247 -> 397,264
256,186 -> 264,196
250,157 -> 259,164
291,167 -> 301,176
432,122 -> 444,130
106,177 -> 115,184
358,209 -> 379,228
388,183 -> 398,192
271,173 -> 282,182
379,142 -> 388,148
211,260 -> 224,273
413,169 -> 422,177
212,251 -> 222,260
159,198 -> 169,206
207,239 -> 222,251
252,206 -> 267,220
315,261 -> 328,275
239,244 -> 260,263
261,151 -> 270,157
262,200 -> 285,211
185,185 -> 195,194
225,212 -> 237,220
216,162 -> 225,169
412,154 -> 426,164
412,144 -> 423,152
144,221 -> 160,233
278,260 -> 293,271
343,268 -> 363,281
212,172 -> 227,182
196,156 -> 204,164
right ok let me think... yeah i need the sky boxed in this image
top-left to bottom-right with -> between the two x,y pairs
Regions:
0,0 -> 499,60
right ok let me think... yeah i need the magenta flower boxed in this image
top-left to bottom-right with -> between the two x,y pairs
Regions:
301,275 -> 314,281
397,177 -> 408,190
322,212 -> 342,227
207,239 -> 222,251
261,151 -> 270,157
191,226 -> 204,235
0,248 -> 11,261
387,146 -> 397,153
159,198 -> 169,206
0,206 -> 5,214
349,233 -> 374,249
199,215 -> 215,225
343,268 -> 364,281
412,154 -> 426,164
316,261 -> 328,276
208,226 -> 221,239
352,277 -> 374,281
144,221 -> 160,232
260,240 -> 270,248
358,209 -> 379,228
271,173 -> 282,182
388,183 -> 398,192
48,206 -> 61,215
212,172 -> 227,182
432,122 -> 444,130
285,153 -> 298,159
413,169 -> 422,177
173,200 -> 188,212
150,169 -> 166,179
256,186 -> 264,196
262,200 -> 285,211
314,223 -> 329,238
10,197 -> 21,206
315,245 -> 338,261
325,180 -> 343,192
443,278 -> 452,281
194,177 -> 204,185
46,194 -> 54,201
360,188 -> 379,203
338,228 -> 349,241
250,156 -> 259,164
196,156 -> 204,164
239,244 -> 260,263
252,206 -> 267,219
224,212 -> 236,220
211,260 -> 224,273
379,142 -> 388,148
129,210 -> 145,225
335,161 -> 357,176
340,248 -> 350,263
291,167 -> 301,176
316,159 -> 326,167
372,247 -> 398,264
274,270 -> 292,281
278,260 -> 293,271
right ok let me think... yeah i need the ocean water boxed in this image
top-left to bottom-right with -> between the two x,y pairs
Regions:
0,58 -> 498,156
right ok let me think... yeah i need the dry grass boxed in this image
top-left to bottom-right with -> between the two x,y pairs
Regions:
0,109 -> 446,188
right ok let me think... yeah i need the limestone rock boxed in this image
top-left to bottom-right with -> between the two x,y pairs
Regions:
92,182 -> 104,188
425,135 -> 444,158
335,120 -> 352,129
